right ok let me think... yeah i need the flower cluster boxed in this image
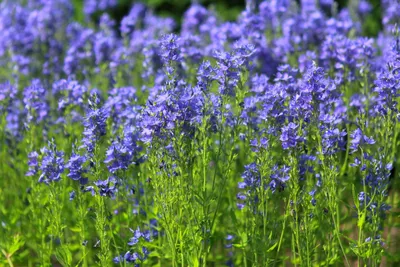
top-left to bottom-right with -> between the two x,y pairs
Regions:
0,0 -> 397,266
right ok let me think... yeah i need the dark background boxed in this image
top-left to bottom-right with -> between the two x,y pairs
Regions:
75,0 -> 383,36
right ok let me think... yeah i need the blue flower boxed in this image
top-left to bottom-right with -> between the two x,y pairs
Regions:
358,0 -> 372,16
69,191 -> 76,201
270,165 -> 290,193
322,128 -> 347,155
84,0 -> 117,16
38,142 -> 65,184
120,3 -> 147,35
0,81 -> 17,104
128,227 -> 151,246
280,122 -> 304,149
104,140 -> 133,173
237,163 -> 261,210
159,34 -> 182,65
94,176 -> 119,198
213,42 -> 256,96
105,86 -> 140,127
182,3 -> 210,34
81,94 -> 109,154
350,128 -> 375,153
54,79 -> 87,111
197,60 -> 215,92
250,137 -> 268,152
115,225 -> 153,264
23,79 -> 49,124
309,189 -> 317,206
238,163 -> 261,189
26,151 -> 39,176
65,153 -> 88,185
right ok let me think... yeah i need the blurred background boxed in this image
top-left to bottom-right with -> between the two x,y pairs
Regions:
73,0 -> 383,36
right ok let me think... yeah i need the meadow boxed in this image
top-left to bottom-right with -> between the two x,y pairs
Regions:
1,0 -> 400,266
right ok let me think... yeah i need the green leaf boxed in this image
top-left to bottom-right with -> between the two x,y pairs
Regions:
358,211 -> 366,229
232,243 -> 245,248
267,242 -> 278,252
55,245 -> 72,267
229,209 -> 238,225
8,235 -> 24,256
69,226 -> 81,233
352,184 -> 358,209
240,232 -> 248,245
